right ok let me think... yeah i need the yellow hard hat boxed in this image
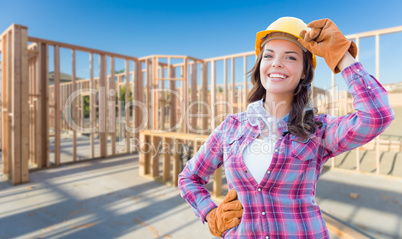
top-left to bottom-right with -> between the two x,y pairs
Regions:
255,17 -> 317,69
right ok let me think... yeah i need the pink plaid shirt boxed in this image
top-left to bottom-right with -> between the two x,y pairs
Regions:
178,62 -> 394,238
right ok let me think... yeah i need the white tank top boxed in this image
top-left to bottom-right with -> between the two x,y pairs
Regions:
242,138 -> 276,184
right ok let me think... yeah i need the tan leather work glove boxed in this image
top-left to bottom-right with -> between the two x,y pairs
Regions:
206,188 -> 243,237
298,18 -> 358,74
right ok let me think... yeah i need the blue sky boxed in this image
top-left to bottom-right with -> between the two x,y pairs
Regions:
1,0 -> 402,89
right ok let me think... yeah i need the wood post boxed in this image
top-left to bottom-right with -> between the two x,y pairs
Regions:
117,75 -> 122,149
109,57 -> 116,155
2,31 -> 10,176
211,60 -> 216,130
151,136 -> 160,178
133,60 -> 142,150
162,137 -> 171,182
243,55 -> 247,112
190,61 -> 197,134
89,53 -> 95,158
99,54 -> 107,158
160,64 -> 165,130
223,59 -> 228,106
173,138 -> 181,187
28,49 -> 36,167
153,56 -> 158,131
72,49 -> 77,161
183,58 -> 188,134
1,25 -> 30,184
54,45 -> 61,166
169,65 -> 176,130
125,60 -> 130,153
17,25 -> 29,183
146,59 -> 151,130
201,62 -> 208,131
139,133 -> 150,176
231,58 -> 235,113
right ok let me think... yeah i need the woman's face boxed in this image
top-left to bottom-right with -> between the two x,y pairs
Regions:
259,39 -> 305,97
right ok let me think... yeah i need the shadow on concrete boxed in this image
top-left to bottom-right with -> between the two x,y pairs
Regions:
0,154 -> 192,238
316,167 -> 402,238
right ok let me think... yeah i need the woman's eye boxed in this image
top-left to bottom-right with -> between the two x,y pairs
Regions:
263,55 -> 273,59
286,56 -> 297,61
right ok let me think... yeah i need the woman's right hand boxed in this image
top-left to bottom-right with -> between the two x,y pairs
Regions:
298,18 -> 357,74
206,188 -> 243,237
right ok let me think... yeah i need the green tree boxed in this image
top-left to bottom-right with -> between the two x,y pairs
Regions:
84,95 -> 90,118
119,85 -> 133,102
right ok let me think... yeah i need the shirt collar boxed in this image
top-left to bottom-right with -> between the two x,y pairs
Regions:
246,98 -> 289,136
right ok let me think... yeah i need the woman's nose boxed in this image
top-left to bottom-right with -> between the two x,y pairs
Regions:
272,57 -> 283,68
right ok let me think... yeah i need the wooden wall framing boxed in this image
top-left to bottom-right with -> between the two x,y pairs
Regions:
1,23 -> 401,186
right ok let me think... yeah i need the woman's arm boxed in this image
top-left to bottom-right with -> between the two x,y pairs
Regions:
298,18 -> 394,162
178,117 -> 228,224
337,51 -> 357,72
319,61 -> 394,161
178,116 -> 243,238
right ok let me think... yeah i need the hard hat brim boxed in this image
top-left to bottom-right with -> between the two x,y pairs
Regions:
255,29 -> 317,70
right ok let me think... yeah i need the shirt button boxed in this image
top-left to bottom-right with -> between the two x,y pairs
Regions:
261,212 -> 265,215
266,236 -> 269,239
274,149 -> 278,152
357,69 -> 360,72
258,188 -> 262,191
367,86 -> 371,89
267,171 -> 271,174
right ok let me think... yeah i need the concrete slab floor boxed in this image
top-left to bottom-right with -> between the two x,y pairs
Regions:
316,167 -> 402,239
0,154 -> 400,238
0,154 -> 214,239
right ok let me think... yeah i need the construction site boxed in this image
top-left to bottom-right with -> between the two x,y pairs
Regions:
1,21 -> 402,239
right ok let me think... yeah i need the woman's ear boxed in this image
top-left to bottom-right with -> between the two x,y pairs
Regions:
301,70 -> 307,80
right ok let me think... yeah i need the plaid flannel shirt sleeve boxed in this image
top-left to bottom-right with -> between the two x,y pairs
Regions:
320,62 -> 395,162
178,117 -> 229,224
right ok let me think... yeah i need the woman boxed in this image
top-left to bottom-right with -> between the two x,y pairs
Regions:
178,17 -> 394,238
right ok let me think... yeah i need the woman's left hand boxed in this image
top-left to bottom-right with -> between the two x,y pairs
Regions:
298,18 -> 357,74
206,188 -> 243,237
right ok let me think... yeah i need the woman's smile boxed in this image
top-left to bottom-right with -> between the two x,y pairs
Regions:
267,72 -> 288,82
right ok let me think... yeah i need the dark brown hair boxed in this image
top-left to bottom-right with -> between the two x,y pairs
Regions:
247,42 -> 323,140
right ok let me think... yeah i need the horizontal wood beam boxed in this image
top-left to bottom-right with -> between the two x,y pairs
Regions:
346,25 -> 402,39
204,51 -> 255,62
28,36 -> 138,61
140,130 -> 209,141
158,78 -> 184,81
